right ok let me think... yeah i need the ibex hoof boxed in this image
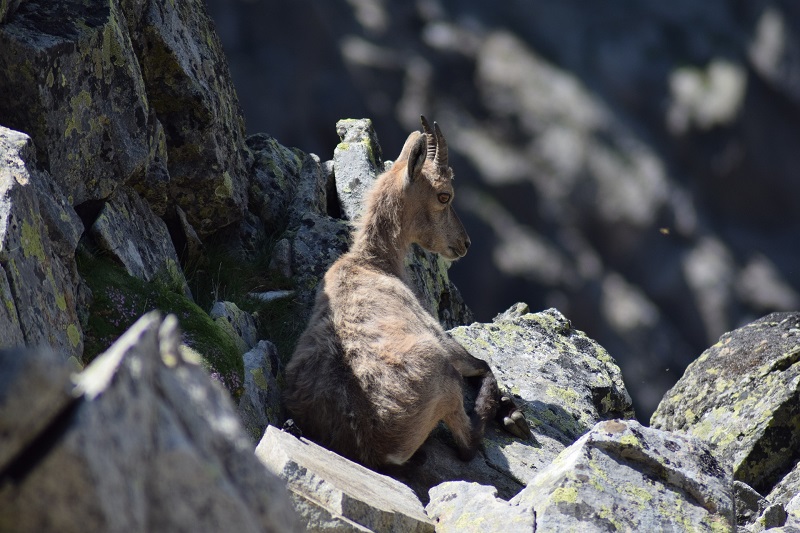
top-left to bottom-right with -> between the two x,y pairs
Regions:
498,396 -> 531,439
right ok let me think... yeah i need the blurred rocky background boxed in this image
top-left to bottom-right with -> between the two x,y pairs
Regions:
207,0 -> 800,419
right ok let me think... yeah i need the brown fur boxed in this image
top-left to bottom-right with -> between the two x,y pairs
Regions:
284,119 -> 528,468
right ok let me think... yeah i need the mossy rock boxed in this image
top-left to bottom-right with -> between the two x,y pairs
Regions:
0,0 -> 151,205
511,420 -> 734,531
652,312 -> 800,495
78,253 -> 243,397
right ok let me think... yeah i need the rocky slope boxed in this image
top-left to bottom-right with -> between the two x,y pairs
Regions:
205,0 -> 800,420
1,1 -> 799,531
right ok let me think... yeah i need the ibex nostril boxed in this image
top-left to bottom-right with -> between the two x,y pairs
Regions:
464,239 -> 471,250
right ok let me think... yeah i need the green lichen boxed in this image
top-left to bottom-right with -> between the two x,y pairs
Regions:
619,433 -> 640,447
55,292 -> 68,311
4,296 -> 15,317
251,367 -> 269,391
214,170 -> 234,199
20,221 -> 47,263
551,486 -> 579,504
547,384 -> 580,406
65,90 -> 92,139
67,324 -> 81,348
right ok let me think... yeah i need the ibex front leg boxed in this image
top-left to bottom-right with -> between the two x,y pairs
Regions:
445,338 -> 531,440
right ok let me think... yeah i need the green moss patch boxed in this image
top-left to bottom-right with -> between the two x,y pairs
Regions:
78,251 -> 244,398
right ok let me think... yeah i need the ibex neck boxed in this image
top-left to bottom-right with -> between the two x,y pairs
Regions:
350,187 -> 410,278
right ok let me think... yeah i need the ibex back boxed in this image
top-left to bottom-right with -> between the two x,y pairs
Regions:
284,116 -> 530,468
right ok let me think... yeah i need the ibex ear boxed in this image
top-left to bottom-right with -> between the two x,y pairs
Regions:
406,134 -> 427,186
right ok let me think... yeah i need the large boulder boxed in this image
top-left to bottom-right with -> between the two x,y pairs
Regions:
651,312 -> 800,497
0,0 -> 153,205
427,420 -> 735,531
0,127 -> 84,358
0,312 -> 300,532
510,419 -> 734,531
125,0 -> 251,234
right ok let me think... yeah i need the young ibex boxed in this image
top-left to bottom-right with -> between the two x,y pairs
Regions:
284,117 -> 530,468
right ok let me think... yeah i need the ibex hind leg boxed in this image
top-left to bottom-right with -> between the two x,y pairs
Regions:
442,406 -> 481,461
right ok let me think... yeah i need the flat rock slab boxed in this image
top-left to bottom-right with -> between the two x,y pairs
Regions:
652,312 -> 800,495
512,419 -> 734,531
256,425 -> 434,533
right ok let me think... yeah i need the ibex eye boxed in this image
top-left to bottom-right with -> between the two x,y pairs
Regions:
437,193 -> 451,204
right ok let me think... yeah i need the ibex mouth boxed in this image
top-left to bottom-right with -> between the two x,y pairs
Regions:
447,246 -> 468,260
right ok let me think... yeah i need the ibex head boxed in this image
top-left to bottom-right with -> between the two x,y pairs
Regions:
398,116 -> 470,260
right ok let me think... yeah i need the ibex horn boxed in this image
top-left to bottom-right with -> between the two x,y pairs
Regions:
433,122 -> 448,168
420,115 -> 436,161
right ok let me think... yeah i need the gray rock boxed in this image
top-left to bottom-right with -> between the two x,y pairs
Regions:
129,113 -> 171,217
290,212 -> 353,316
288,152 -> 329,227
512,419 -> 734,531
0,127 -> 83,358
784,493 -> 800,530
0,346 -> 76,471
237,340 -> 283,442
768,461 -> 800,509
425,482 -> 534,532
333,118 -> 384,222
762,503 -> 789,530
210,300 -> 258,353
90,186 -> 190,298
651,312 -> 800,496
256,425 -> 434,533
174,204 -> 203,265
0,264 -> 24,346
735,480 -> 768,528
128,0 -> 251,235
268,238 -> 293,279
247,133 -> 303,227
406,244 -> 474,330
0,0 -> 152,205
0,313 -> 300,533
